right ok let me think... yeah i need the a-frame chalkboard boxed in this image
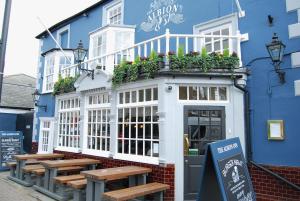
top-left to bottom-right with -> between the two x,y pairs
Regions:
197,137 -> 256,201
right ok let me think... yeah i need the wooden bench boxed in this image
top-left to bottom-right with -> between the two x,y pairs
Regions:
102,182 -> 170,201
6,160 -> 41,177
54,174 -> 85,185
67,179 -> 87,201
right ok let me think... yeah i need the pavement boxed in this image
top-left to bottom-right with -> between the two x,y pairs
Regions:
0,171 -> 55,201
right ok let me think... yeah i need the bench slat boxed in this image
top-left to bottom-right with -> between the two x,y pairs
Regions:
102,182 -> 170,201
67,179 -> 87,189
22,165 -> 44,173
31,166 -> 84,176
54,174 -> 85,184
6,160 -> 40,168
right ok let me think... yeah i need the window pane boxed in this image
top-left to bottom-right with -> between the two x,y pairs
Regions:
153,88 -> 158,100
131,124 -> 136,138
145,88 -> 152,101
145,141 -> 151,156
209,87 -> 218,100
132,91 -> 137,103
145,124 -> 151,139
125,92 -> 130,103
153,124 -> 159,139
179,86 -> 188,100
145,107 -> 151,122
199,87 -> 208,100
152,106 -> 158,122
189,86 -> 197,100
119,93 -> 123,104
137,141 -> 143,155
118,109 -> 123,122
139,90 -> 144,102
138,107 -> 144,122
138,124 -> 144,139
219,87 -> 227,101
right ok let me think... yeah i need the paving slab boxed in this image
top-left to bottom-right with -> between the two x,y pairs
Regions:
0,171 -> 55,201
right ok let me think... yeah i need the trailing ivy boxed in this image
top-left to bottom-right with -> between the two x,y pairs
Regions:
112,48 -> 239,87
52,74 -> 79,96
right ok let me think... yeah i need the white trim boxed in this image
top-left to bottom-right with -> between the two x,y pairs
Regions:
82,149 -> 110,158
0,108 -> 32,114
56,25 -> 71,48
113,153 -> 159,165
54,147 -> 81,153
38,118 -> 55,153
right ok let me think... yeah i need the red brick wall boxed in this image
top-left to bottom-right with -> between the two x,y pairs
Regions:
54,150 -> 175,201
248,164 -> 300,201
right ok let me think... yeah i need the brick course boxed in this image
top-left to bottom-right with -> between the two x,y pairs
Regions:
249,164 -> 300,201
54,150 -> 175,201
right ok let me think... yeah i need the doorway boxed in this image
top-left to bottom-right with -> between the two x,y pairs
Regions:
184,106 -> 225,200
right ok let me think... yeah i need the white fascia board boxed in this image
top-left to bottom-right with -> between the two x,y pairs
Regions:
295,80 -> 300,96
291,52 -> 300,68
286,0 -> 300,12
288,23 -> 300,39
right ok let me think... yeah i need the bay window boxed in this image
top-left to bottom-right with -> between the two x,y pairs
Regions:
84,92 -> 111,156
57,97 -> 81,151
117,87 -> 159,160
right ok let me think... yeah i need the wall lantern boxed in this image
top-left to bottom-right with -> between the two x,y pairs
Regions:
73,40 -> 94,79
32,89 -> 47,112
266,33 -> 286,84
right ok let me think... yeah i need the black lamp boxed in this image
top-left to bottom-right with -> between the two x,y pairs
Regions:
73,40 -> 94,79
32,89 -> 47,112
266,33 -> 286,84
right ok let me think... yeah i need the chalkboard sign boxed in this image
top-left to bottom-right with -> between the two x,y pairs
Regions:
0,131 -> 23,170
198,137 -> 256,201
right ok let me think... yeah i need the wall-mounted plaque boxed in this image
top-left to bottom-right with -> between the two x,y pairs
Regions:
268,120 -> 284,140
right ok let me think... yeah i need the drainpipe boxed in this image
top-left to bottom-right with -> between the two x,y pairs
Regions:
234,76 -> 252,162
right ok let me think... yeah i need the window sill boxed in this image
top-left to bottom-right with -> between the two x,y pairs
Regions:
113,153 -> 159,165
54,147 -> 81,153
82,149 -> 110,158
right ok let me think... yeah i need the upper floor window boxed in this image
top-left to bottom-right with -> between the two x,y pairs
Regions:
108,3 -> 122,25
91,32 -> 107,59
57,25 -> 70,48
44,56 -> 55,91
102,0 -> 123,26
42,50 -> 74,93
193,13 -> 238,54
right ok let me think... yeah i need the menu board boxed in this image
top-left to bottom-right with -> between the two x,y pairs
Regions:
198,137 -> 256,201
0,131 -> 23,170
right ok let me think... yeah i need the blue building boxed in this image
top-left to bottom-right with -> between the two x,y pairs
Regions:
33,0 -> 300,200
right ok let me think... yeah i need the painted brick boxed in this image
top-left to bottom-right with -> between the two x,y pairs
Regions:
248,164 -> 300,201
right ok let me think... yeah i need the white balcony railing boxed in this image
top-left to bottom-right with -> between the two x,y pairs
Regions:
62,29 -> 248,76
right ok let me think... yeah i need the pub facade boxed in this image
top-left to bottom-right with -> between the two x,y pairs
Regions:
33,0 -> 300,200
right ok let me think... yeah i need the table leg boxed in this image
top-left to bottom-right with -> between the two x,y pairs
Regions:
94,180 -> 104,201
44,168 -> 50,190
19,160 -> 26,180
49,168 -> 58,192
86,179 -> 94,201
137,174 -> 147,185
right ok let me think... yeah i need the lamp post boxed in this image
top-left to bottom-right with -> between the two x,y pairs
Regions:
73,40 -> 94,79
32,89 -> 47,112
266,33 -> 286,84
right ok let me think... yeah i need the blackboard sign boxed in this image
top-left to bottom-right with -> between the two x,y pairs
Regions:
198,137 -> 256,201
0,131 -> 23,170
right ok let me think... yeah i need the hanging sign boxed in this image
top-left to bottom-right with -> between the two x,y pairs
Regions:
0,131 -> 23,170
140,0 -> 184,32
198,137 -> 256,201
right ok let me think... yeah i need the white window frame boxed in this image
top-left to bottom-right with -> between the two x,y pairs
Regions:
38,117 -> 55,154
178,85 -> 230,103
193,13 -> 239,54
55,94 -> 81,153
82,91 -> 111,157
102,0 -> 123,26
56,25 -> 70,48
42,50 -> 74,94
43,54 -> 55,93
114,86 -> 159,165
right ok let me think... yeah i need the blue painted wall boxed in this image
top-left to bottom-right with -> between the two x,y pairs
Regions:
0,113 -> 17,131
36,0 -> 300,166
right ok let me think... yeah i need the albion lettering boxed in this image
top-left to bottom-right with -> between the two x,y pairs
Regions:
141,0 -> 184,32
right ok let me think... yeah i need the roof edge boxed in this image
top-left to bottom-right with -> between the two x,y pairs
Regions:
36,0 -> 108,39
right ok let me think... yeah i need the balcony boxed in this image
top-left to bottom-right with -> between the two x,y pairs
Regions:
63,29 -> 248,82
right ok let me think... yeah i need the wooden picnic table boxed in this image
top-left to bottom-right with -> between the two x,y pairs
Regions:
81,166 -> 152,201
13,153 -> 64,180
34,158 -> 101,201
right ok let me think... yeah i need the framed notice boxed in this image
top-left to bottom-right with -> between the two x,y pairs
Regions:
268,120 -> 284,140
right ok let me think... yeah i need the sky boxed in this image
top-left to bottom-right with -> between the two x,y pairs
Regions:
0,0 -> 100,78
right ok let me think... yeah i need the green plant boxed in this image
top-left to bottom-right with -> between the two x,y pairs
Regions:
143,50 -> 162,78
112,60 -> 129,88
129,57 -> 141,82
169,46 -> 188,71
53,74 -> 79,96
